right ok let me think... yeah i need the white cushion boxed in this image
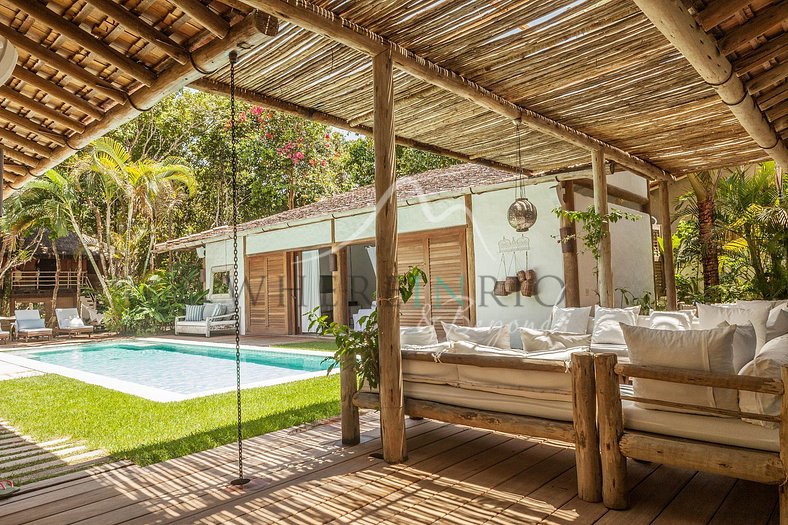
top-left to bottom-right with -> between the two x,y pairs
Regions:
401,342 -> 456,385
698,302 -> 770,352
518,327 -> 590,353
717,321 -> 757,373
591,307 -> 637,345
442,322 -> 510,349
622,324 -> 737,414
767,304 -> 788,341
550,306 -> 592,334
201,303 -> 226,320
400,325 -> 439,346
648,311 -> 692,331
739,334 -> 788,429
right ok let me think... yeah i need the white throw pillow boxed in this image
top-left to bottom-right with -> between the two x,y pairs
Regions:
623,324 -> 737,414
441,322 -> 511,349
550,306 -> 592,334
767,304 -> 788,341
517,327 -> 591,353
648,311 -> 692,331
400,326 -> 439,346
717,321 -> 757,372
591,307 -> 637,345
739,334 -> 788,428
697,302 -> 770,352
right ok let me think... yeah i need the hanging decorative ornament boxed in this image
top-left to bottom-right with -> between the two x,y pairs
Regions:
0,37 -> 17,86
507,123 -> 538,232
776,165 -> 783,200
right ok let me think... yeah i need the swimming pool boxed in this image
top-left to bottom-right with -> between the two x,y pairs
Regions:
0,338 -> 334,402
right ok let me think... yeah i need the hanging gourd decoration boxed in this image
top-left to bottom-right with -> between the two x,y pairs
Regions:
507,123 -> 538,232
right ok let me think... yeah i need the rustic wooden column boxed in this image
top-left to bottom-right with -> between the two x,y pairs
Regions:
659,181 -> 677,310
374,49 -> 406,463
334,245 -> 359,445
592,150 -> 614,307
595,353 -> 628,510
559,181 -> 580,307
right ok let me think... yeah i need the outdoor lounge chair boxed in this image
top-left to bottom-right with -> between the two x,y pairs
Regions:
14,310 -> 52,341
594,352 -> 788,517
174,303 -> 236,337
55,308 -> 94,338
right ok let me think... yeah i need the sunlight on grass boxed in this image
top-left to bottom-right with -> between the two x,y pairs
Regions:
0,374 -> 340,466
272,340 -> 338,353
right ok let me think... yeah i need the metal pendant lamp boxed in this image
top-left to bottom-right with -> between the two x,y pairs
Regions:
507,123 -> 537,232
0,37 -> 17,86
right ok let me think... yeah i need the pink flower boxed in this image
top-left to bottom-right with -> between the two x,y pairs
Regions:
237,112 -> 247,122
265,132 -> 273,140
320,159 -> 327,167
250,106 -> 264,116
324,133 -> 330,140
295,151 -> 305,160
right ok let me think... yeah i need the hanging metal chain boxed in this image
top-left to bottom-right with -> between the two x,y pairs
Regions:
516,123 -> 524,199
228,49 -> 249,487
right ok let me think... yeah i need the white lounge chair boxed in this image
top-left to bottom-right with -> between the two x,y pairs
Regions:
14,310 -> 52,341
174,303 -> 236,337
55,308 -> 94,338
78,297 -> 104,327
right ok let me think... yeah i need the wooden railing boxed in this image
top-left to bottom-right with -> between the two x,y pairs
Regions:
11,271 -> 93,290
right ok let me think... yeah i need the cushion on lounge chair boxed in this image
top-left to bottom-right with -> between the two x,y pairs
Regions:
400,326 -> 439,346
442,322 -> 511,349
698,302 -> 770,351
591,307 -> 638,345
185,305 -> 204,322
201,303 -> 226,320
550,305 -> 592,334
739,334 -> 788,428
17,318 -> 45,330
518,327 -> 590,353
56,308 -> 91,330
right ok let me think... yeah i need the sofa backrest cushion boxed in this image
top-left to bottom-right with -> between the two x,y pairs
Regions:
400,325 -> 439,346
202,303 -> 226,320
185,304 -> 204,322
766,304 -> 788,342
591,307 -> 638,345
442,322 -> 510,349
549,305 -> 592,334
698,302 -> 770,351
739,334 -> 788,429
648,311 -> 693,331
623,324 -> 737,414
518,327 -> 590,353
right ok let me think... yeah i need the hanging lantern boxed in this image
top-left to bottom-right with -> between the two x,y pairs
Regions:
508,123 -> 538,232
0,37 -> 17,86
508,197 -> 537,232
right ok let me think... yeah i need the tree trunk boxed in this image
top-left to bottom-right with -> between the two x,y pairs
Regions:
70,215 -> 113,309
698,196 -> 719,289
106,200 -> 115,279
50,249 -> 60,327
125,198 -> 134,278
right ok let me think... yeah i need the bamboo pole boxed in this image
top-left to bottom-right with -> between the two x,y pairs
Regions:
659,181 -> 677,310
595,353 -> 628,510
571,352 -> 602,502
170,0 -> 230,38
592,150 -> 614,307
334,245 -> 360,445
633,0 -> 788,171
374,49 -> 406,464
7,12 -> 278,193
464,194 -> 477,326
559,181 -> 580,307
11,66 -> 105,121
239,0 -> 673,182
0,87 -> 86,133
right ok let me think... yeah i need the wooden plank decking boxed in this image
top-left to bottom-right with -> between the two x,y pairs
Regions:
0,412 -> 778,524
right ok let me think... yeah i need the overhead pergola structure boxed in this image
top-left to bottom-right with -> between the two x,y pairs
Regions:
1,0 -> 785,467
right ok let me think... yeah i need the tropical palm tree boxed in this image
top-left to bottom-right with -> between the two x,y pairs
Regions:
681,170 -> 723,290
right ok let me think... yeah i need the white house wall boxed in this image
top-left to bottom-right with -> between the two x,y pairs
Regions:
471,183 -> 564,347
203,238 -> 247,334
245,221 -> 332,255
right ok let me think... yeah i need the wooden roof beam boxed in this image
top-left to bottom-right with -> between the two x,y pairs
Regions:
2,160 -> 30,178
0,86 -> 87,133
718,1 -> 788,54
0,142 -> 39,167
748,61 -> 788,94
0,107 -> 67,147
0,127 -> 53,157
240,0 -> 673,181
635,0 -> 788,170
734,32 -> 788,75
6,0 -> 158,86
191,78 -> 529,175
0,26 -> 127,104
9,11 -> 278,193
170,0 -> 230,38
12,66 -> 105,121
697,0 -> 754,31
82,0 -> 190,64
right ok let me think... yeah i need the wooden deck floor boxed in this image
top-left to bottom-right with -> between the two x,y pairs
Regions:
0,413 -> 779,525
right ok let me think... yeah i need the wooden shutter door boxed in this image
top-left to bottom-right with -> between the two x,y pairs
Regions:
428,231 -> 470,336
246,252 -> 289,335
397,236 -> 431,328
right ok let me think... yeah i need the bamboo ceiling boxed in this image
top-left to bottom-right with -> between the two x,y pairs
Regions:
0,0 -> 786,190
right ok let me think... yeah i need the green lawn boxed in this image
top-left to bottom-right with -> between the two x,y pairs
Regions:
0,374 -> 340,466
272,340 -> 338,353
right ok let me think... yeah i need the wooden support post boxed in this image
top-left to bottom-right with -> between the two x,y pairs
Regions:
559,181 -> 580,307
779,366 -> 788,523
659,181 -> 677,310
374,49 -> 406,464
595,353 -> 628,510
464,194 -> 477,326
572,352 -> 602,502
0,146 -> 4,217
334,245 -> 359,445
592,150 -> 614,307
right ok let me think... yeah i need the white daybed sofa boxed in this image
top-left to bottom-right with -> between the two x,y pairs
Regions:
354,341 -> 603,503
174,303 -> 236,337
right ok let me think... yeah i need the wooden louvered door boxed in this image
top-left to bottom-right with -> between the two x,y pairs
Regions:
397,228 -> 470,338
246,252 -> 290,335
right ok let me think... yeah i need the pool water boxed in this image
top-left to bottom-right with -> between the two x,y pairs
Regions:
9,340 -> 332,400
